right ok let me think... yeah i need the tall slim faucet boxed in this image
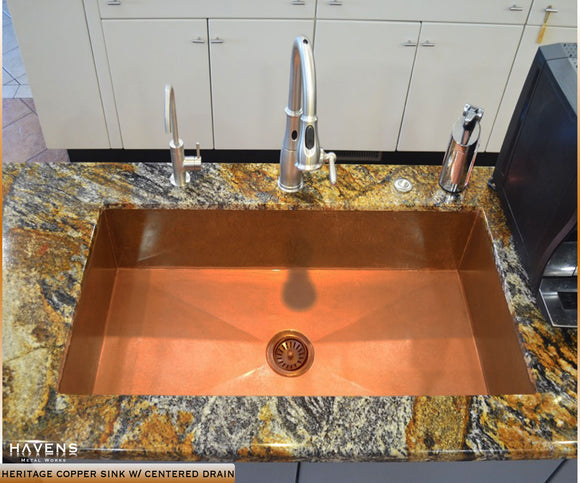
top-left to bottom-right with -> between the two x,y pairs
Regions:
278,36 -> 336,192
164,84 -> 202,187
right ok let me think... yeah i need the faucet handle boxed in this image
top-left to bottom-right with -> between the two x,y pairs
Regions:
321,150 -> 337,185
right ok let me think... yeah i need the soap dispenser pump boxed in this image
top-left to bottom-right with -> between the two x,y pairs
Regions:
439,104 -> 484,193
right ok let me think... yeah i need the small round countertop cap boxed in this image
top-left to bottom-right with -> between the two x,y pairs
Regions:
394,177 -> 413,193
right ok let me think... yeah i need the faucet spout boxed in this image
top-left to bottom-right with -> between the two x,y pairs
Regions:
278,36 -> 336,192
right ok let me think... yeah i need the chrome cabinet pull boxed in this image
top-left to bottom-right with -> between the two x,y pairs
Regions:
421,41 -> 436,47
210,37 -> 225,44
328,0 -> 343,5
291,0 -> 306,4
107,0 -> 121,5
545,7 -> 559,12
508,4 -> 524,11
191,37 -> 206,44
402,40 -> 418,47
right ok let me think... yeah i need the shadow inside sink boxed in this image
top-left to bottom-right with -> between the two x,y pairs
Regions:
59,209 -> 535,396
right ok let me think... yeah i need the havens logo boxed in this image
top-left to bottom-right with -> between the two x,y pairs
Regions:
8,442 -> 78,463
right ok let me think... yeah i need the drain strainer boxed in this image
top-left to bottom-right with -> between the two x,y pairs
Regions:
266,330 -> 314,377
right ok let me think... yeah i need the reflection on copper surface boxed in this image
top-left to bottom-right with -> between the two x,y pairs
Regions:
59,209 -> 535,396
459,216 -> 535,394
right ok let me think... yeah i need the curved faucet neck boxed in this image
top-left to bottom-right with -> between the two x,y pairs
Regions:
288,36 -> 317,119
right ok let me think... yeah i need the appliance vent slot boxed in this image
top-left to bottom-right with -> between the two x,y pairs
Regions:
563,43 -> 577,71
334,150 -> 382,162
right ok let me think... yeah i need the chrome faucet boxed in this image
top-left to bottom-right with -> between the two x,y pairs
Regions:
278,36 -> 337,192
164,84 -> 202,187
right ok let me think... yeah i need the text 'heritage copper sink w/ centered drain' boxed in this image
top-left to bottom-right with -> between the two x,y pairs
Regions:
59,209 -> 534,397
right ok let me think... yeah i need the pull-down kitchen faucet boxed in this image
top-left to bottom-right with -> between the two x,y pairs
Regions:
278,36 -> 337,192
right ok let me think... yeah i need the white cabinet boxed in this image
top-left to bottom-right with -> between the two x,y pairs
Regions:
8,0 -> 577,152
397,23 -> 523,152
103,20 -> 213,149
316,0 -> 532,24
98,0 -> 316,20
102,19 -> 312,150
486,26 -> 577,151
209,20 -> 314,150
315,20 -> 420,151
7,0 -> 110,149
527,0 -> 577,26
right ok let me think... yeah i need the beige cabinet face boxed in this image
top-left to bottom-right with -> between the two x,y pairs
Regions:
103,19 -> 213,149
209,20 -> 314,150
99,0 -> 316,19
8,0 -> 110,149
487,26 -> 577,152
527,0 -> 577,27
317,0 -> 532,24
397,23 -> 523,152
315,20 -> 420,151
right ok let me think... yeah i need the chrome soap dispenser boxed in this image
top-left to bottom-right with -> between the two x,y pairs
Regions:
439,104 -> 484,193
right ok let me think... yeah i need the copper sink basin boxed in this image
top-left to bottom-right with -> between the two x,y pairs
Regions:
59,209 -> 534,396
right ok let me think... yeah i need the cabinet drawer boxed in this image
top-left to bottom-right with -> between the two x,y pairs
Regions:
527,0 -> 577,26
99,0 -> 315,19
317,0 -> 532,24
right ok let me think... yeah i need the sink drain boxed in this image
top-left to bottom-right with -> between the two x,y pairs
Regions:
266,330 -> 314,377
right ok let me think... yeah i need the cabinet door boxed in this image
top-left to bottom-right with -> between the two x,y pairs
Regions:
397,23 -> 522,152
8,0 -> 110,148
486,26 -> 577,152
315,20 -> 420,151
209,20 -> 314,149
527,0 -> 577,27
103,20 -> 213,149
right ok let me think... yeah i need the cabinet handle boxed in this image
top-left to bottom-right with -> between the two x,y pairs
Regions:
421,41 -> 436,47
537,6 -> 558,43
191,37 -> 206,44
210,37 -> 225,44
106,0 -> 121,4
328,0 -> 343,5
402,40 -> 418,47
291,0 -> 306,4
508,4 -> 524,11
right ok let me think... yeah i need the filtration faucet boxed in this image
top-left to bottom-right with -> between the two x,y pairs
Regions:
439,104 -> 484,194
278,36 -> 337,192
164,84 -> 202,187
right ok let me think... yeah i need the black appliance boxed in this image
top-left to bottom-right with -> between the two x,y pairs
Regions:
491,43 -> 577,328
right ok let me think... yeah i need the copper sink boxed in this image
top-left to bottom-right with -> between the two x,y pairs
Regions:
59,209 -> 534,396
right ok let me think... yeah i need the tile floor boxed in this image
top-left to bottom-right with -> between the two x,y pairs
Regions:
2,0 -> 31,99
2,0 -> 69,163
3,98 -> 69,163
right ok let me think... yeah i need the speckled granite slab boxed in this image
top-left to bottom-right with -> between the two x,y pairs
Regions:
2,162 -> 577,462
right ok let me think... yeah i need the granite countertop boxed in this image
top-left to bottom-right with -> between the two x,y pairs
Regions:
2,162 -> 577,462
